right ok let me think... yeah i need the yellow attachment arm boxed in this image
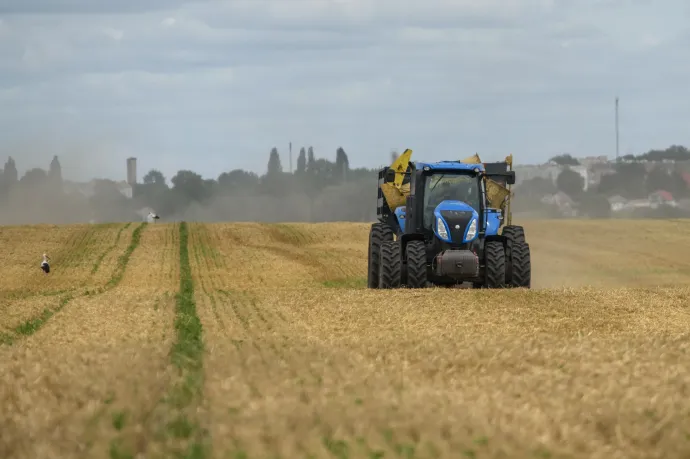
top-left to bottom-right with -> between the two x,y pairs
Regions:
461,153 -> 482,164
390,148 -> 413,189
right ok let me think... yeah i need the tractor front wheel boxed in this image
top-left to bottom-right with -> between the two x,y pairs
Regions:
379,241 -> 402,289
405,240 -> 427,288
484,240 -> 506,289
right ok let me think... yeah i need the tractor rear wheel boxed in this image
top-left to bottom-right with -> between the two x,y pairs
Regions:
502,225 -> 526,244
502,225 -> 526,286
367,223 -> 393,288
405,240 -> 427,288
484,240 -> 506,289
379,241 -> 402,289
509,241 -> 531,288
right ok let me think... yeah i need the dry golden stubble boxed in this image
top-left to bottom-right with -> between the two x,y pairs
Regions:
191,221 -> 690,458
524,219 -> 690,288
0,223 -> 179,459
196,285 -> 690,459
2,219 -> 690,458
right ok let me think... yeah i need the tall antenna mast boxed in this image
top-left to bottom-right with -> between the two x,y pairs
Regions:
615,96 -> 619,161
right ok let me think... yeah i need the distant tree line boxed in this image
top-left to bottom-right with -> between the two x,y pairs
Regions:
2,144 -> 689,225
0,147 -> 382,224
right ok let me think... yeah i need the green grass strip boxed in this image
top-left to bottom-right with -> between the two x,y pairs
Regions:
166,221 -> 208,458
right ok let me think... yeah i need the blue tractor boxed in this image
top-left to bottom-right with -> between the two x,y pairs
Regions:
367,149 -> 530,289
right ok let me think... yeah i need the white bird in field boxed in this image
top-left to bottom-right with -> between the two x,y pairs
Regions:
40,253 -> 51,275
146,212 -> 160,223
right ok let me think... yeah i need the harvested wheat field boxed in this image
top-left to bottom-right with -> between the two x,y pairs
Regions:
1,219 -> 689,459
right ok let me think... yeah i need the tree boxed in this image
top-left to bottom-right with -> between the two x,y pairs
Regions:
549,154 -> 580,166
645,166 -> 671,194
335,147 -> 349,181
90,179 -> 133,222
599,162 -> 647,198
296,147 -> 307,174
48,156 -> 62,188
20,168 -> 48,189
171,170 -> 211,203
267,147 -> 282,176
218,169 -> 259,194
307,147 -> 316,172
516,176 -> 556,198
134,169 -> 169,208
638,145 -> 690,162
3,157 -> 18,186
555,167 -> 584,197
143,169 -> 167,186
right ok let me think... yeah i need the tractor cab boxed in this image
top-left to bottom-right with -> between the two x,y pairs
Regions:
393,160 -> 514,249
408,162 -> 485,249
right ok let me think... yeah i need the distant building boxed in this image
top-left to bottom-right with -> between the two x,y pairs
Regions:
126,157 -> 137,186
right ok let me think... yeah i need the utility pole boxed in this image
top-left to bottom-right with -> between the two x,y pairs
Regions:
289,142 -> 293,173
615,97 -> 619,162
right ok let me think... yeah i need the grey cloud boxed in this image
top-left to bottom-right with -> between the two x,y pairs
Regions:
0,0 -> 205,14
1,0 -> 689,178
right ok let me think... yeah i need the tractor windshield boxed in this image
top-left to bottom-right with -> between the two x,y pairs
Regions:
423,172 -> 481,229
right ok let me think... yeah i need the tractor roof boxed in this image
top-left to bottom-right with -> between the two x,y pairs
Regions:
414,161 -> 486,172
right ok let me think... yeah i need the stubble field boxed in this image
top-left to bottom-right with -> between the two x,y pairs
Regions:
0,219 -> 689,459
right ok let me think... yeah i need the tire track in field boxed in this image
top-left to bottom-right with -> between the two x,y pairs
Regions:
90,222 -> 132,274
191,223 -> 336,457
0,222 -> 148,346
70,222 -> 179,459
260,223 -> 365,285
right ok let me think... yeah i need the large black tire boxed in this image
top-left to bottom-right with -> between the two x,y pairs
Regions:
378,241 -> 402,289
484,240 -> 506,289
509,241 -> 531,288
502,225 -> 525,285
502,225 -> 525,244
367,223 -> 393,288
405,240 -> 427,288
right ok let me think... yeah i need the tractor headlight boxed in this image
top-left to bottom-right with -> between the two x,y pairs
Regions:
436,217 -> 449,239
465,218 -> 477,240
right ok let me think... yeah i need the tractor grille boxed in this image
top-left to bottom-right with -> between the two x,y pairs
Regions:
440,210 -> 473,244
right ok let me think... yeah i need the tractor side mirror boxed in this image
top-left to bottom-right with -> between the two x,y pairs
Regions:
505,171 -> 516,185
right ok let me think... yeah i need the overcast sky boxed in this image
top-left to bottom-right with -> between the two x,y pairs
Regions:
1,0 -> 689,182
